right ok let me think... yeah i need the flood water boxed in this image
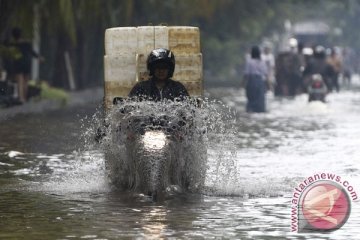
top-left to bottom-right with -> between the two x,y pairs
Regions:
1,80 -> 360,239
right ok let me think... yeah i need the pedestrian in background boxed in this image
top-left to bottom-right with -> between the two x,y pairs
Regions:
261,43 -> 275,91
326,47 -> 342,92
9,27 -> 43,103
341,47 -> 353,86
243,46 -> 268,113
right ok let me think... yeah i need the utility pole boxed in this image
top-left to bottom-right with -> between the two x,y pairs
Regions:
31,4 -> 40,83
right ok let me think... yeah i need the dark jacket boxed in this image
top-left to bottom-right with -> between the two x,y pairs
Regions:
10,41 -> 39,74
128,78 -> 189,101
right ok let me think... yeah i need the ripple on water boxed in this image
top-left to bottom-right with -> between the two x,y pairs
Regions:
2,86 -> 360,239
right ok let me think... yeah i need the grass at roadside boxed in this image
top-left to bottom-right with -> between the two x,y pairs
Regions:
28,80 -> 69,106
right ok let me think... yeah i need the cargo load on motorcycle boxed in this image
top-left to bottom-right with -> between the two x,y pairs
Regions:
99,26 -> 207,200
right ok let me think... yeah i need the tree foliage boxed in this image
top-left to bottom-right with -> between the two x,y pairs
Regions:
0,0 -> 356,88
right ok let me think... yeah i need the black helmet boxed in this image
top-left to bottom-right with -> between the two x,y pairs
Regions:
147,48 -> 175,77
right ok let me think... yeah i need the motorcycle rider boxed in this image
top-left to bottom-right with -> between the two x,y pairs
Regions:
274,38 -> 303,97
303,45 -> 334,92
129,48 -> 189,101
96,48 -> 191,142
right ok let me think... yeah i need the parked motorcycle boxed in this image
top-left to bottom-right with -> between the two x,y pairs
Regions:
0,79 -> 20,107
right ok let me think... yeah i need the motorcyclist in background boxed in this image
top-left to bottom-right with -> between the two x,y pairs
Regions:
274,38 -> 303,97
303,45 -> 334,92
128,48 -> 189,101
308,73 -> 328,102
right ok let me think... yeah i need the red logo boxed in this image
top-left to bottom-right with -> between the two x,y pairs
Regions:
300,181 -> 351,231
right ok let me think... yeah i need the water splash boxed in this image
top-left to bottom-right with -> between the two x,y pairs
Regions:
83,98 -> 240,197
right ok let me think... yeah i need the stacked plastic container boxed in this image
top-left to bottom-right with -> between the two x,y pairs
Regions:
104,26 -> 203,111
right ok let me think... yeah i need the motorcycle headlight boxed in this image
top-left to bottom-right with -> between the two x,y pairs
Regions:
142,131 -> 167,150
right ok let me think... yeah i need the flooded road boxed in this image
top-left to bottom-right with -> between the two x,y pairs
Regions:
0,82 -> 360,239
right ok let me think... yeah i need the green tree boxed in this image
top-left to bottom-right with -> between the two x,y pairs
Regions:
0,0 -> 353,88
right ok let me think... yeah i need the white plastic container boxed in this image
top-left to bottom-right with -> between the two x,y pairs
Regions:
104,55 -> 136,84
154,26 -> 169,49
168,26 -> 200,55
137,26 -> 169,56
104,54 -> 137,109
105,27 -> 137,56
137,26 -> 157,56
104,26 -> 203,111
182,81 -> 203,96
173,54 -> 202,82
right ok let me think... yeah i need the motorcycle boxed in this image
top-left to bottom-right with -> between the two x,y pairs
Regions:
0,79 -> 21,107
101,98 -> 207,201
307,74 -> 327,103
